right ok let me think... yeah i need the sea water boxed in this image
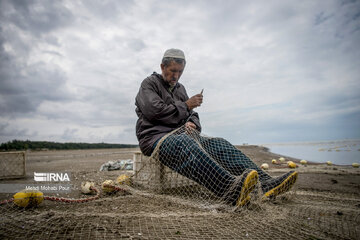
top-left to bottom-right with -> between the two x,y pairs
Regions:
262,140 -> 360,165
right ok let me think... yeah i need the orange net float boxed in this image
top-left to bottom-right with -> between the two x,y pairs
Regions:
12,190 -> 44,207
1,183 -> 130,208
0,186 -> 101,208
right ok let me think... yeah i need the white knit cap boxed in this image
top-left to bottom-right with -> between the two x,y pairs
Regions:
163,48 -> 185,60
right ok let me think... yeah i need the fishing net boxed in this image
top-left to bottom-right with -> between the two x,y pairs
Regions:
0,126 -> 359,239
134,126 -> 298,210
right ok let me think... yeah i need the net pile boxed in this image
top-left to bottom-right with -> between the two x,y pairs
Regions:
0,126 -> 359,239
1,191 -> 359,239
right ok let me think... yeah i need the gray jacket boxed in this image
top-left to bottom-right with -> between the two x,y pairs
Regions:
135,72 -> 201,156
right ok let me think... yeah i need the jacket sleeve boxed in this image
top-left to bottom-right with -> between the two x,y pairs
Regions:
188,111 -> 201,132
136,79 -> 190,126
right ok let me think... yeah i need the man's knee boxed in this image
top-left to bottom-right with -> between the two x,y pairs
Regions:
201,137 -> 233,149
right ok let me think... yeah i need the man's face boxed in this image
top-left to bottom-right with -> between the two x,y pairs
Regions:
161,61 -> 185,87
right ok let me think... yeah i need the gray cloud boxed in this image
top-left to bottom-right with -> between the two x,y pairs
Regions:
0,54 -> 71,115
61,128 -> 78,141
0,122 -> 38,142
0,0 -> 359,144
1,0 -> 74,36
0,1 -> 74,116
80,0 -> 134,21
126,38 -> 146,52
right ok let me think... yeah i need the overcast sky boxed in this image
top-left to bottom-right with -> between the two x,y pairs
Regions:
0,0 -> 359,145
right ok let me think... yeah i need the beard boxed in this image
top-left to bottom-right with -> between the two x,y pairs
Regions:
168,78 -> 177,87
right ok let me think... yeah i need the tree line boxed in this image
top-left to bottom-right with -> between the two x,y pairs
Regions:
0,140 -> 138,151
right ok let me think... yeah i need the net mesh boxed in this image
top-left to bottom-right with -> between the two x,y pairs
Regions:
0,126 -> 359,239
0,152 -> 26,179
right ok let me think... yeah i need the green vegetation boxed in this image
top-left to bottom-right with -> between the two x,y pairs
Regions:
0,140 -> 138,151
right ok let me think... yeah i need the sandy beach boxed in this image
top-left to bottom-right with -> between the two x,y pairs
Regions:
1,146 -> 359,239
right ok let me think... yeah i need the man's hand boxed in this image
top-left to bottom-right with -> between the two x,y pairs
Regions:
185,121 -> 196,134
186,93 -> 203,110
185,121 -> 196,129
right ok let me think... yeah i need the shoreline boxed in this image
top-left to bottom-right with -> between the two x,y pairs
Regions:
236,144 -> 357,167
258,138 -> 360,145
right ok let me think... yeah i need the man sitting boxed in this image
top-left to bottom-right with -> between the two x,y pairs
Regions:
135,48 -> 297,207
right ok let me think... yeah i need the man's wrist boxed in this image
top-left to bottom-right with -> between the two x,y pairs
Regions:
185,101 -> 191,111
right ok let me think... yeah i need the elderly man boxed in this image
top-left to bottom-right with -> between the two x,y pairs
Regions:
135,48 -> 297,207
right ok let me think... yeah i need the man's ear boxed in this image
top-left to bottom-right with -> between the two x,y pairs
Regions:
160,63 -> 165,71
